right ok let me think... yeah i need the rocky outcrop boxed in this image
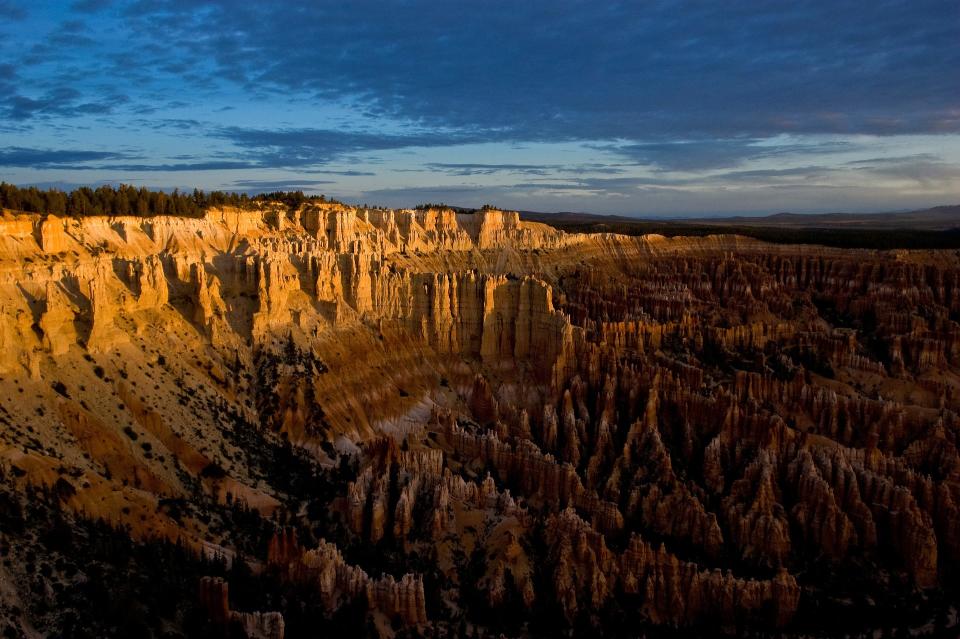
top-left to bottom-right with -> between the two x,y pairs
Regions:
251,253 -> 294,342
266,531 -> 427,626
199,577 -> 285,639
39,281 -> 77,355
723,451 -> 792,567
37,214 -> 71,254
545,508 -> 799,626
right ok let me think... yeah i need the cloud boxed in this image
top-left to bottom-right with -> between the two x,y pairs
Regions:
362,184 -> 488,198
132,117 -> 206,131
608,140 -> 769,171
0,147 -> 129,167
1,0 -> 956,217
424,163 -> 560,176
77,160 -> 259,171
307,169 -> 377,177
106,0 -> 960,141
363,176 -> 688,205
0,148 -> 261,171
706,166 -> 835,183
846,154 -> 943,166
603,139 -> 858,171
0,1 -> 26,20
506,175 -> 705,197
231,178 -> 335,189
217,126 -> 496,168
853,158 -> 960,186
70,0 -> 112,12
0,139 -> 378,173
9,0 -> 953,142
2,87 -> 128,121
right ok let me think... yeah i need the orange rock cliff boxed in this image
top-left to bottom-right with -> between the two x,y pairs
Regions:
0,203 -> 958,637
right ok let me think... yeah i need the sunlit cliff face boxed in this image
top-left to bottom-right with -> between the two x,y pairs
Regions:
0,203 -> 958,636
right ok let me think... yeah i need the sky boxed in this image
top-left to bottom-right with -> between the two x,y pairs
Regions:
1,0 -> 959,217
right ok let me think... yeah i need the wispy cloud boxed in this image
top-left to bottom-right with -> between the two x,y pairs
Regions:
217,126 -> 501,168
0,147 -> 129,167
104,0 -> 960,140
9,1 -> 959,140
231,178 -> 335,189
424,163 -> 560,176
1,0 -> 957,215
2,88 -> 128,121
853,158 -> 960,187
0,1 -> 27,20
602,139 -> 858,171
70,0 -> 112,12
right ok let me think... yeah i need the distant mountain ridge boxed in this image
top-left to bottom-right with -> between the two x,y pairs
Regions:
522,204 -> 960,231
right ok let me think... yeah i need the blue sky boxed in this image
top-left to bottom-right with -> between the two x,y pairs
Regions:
1,0 -> 959,216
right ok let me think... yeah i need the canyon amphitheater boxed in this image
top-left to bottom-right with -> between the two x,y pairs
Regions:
0,203 -> 958,638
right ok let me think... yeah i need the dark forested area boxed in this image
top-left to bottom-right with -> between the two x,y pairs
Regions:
0,183 -> 338,218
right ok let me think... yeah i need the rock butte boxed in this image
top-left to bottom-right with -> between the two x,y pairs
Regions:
0,203 -> 958,637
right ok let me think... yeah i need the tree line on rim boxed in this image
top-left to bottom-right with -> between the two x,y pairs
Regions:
0,182 -> 343,218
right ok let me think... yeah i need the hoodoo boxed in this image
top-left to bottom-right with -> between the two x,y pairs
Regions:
0,202 -> 958,637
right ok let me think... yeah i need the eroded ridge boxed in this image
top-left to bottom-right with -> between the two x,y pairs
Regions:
0,203 -> 958,637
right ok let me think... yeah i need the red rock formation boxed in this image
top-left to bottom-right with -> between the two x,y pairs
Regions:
1,204 -> 958,636
545,508 -> 799,626
199,577 -> 285,639
266,531 -> 427,626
